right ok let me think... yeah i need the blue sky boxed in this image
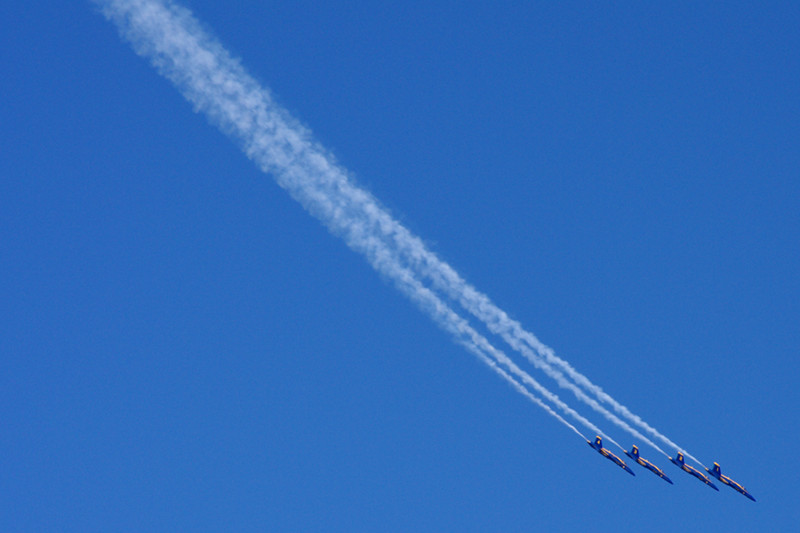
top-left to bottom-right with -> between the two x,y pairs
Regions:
2,1 -> 798,531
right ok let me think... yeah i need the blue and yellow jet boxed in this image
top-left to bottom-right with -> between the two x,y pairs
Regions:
588,436 -> 635,476
670,452 -> 718,490
706,463 -> 756,501
625,445 -> 673,484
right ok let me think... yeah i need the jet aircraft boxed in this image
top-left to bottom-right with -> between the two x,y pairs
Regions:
625,445 -> 673,484
587,436 -> 635,476
669,452 -> 718,490
706,463 -> 756,501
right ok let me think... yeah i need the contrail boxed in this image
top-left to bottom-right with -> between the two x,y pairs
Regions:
93,0 -> 697,463
371,256 -> 598,442
387,243 -> 705,463
92,0 -> 599,443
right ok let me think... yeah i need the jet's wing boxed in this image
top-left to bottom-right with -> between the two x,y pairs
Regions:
671,456 -> 718,490
641,460 -> 673,484
603,450 -> 636,476
686,467 -> 719,491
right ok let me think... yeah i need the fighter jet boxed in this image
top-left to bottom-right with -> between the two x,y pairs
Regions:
587,436 -> 635,476
669,452 -> 718,490
706,463 -> 756,501
625,445 -> 673,484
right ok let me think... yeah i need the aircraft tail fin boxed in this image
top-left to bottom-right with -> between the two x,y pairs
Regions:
630,445 -> 639,458
675,452 -> 685,465
594,436 -> 603,448
710,462 -> 721,477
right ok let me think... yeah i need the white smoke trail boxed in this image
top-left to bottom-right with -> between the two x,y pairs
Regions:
93,0 -> 698,463
92,0 -> 599,442
395,248 -> 706,462
377,259 -> 597,442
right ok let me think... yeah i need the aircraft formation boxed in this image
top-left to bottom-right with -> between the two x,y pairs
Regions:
586,437 -> 755,501
97,0 -> 757,507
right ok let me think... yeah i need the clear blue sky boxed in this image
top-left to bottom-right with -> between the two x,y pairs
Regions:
2,1 -> 798,531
